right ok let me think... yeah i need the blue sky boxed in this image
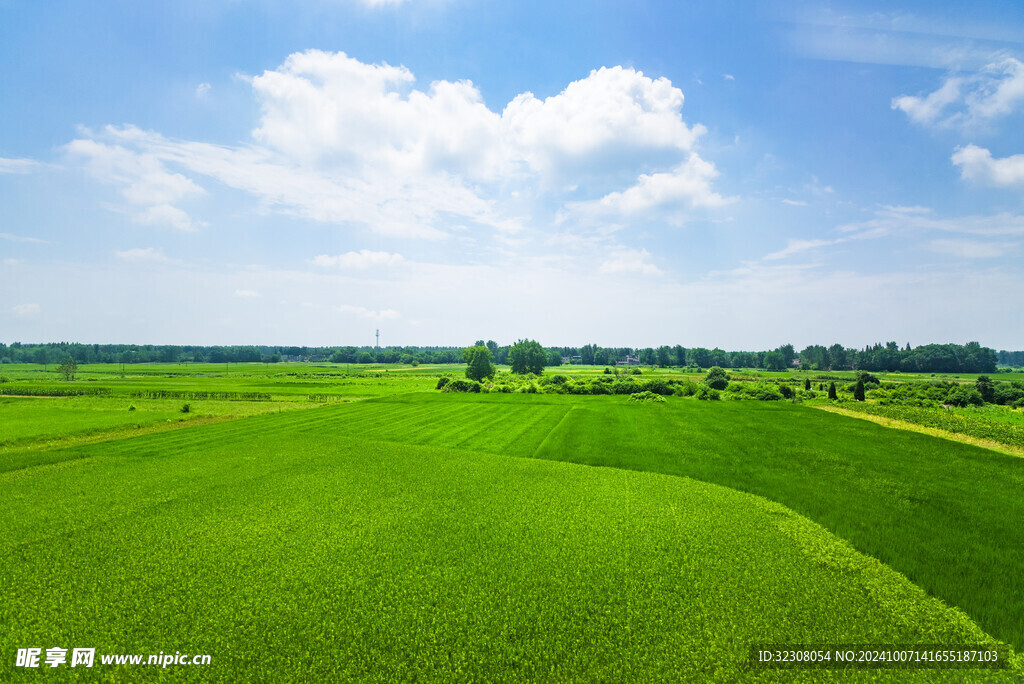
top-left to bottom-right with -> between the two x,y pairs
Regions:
2,0 -> 1023,349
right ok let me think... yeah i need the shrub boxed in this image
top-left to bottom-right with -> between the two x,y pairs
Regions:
705,366 -> 730,390
645,379 -> 673,396
779,384 -> 794,399
695,385 -> 721,401
436,376 -> 452,390
856,371 -> 880,385
945,386 -> 983,407
444,379 -> 482,393
628,391 -> 666,403
674,381 -> 698,397
128,405 -> 136,412
611,379 -> 642,395
976,376 -> 995,403
828,382 -> 838,400
180,403 -> 191,413
751,383 -> 783,401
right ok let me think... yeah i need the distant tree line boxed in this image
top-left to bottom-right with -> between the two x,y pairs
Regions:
0,342 -> 469,366
998,350 -> 1024,367
798,341 -> 999,374
0,340 -> 1011,374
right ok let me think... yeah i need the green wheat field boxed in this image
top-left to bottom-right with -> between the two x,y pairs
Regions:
2,363 -> 1022,681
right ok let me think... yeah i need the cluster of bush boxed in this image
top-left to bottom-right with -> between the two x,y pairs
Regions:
436,368 -> 819,403
437,368 -> 1024,409
866,377 -> 1024,409
437,373 -> 685,396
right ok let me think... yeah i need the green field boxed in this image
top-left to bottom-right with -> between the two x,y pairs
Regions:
2,364 -> 1022,680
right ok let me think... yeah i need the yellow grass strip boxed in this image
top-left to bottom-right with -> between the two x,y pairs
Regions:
812,405 -> 1024,458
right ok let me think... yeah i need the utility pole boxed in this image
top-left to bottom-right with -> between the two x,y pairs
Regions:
376,329 -> 380,358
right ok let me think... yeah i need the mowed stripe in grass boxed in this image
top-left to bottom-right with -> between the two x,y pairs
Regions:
307,394 -> 1024,654
1,410 -> 1015,682
529,398 -> 1024,653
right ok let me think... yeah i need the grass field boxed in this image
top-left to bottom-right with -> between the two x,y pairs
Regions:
2,363 -> 1022,680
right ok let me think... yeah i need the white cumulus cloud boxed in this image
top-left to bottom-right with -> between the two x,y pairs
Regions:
67,52 -> 727,244
952,144 -> 1024,187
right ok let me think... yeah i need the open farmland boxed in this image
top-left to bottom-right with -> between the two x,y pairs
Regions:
2,364 -> 1022,680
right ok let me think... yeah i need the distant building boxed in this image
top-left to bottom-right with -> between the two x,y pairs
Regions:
618,354 -> 640,366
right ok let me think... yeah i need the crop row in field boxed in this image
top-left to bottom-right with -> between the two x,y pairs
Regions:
2,407 -> 1016,681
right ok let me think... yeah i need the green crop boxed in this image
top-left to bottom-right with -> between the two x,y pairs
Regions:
309,393 -> 1024,653
2,405 -> 1016,681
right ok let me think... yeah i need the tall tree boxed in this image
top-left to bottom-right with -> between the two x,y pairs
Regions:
57,357 -> 77,381
462,346 -> 496,382
508,339 -> 547,375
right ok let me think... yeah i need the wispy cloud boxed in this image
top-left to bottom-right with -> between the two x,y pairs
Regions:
928,238 -> 1017,259
787,7 -> 1022,69
598,248 -> 662,276
893,58 -> 1024,130
763,238 -> 837,261
65,136 -> 207,231
0,157 -> 41,174
312,250 -> 405,269
0,232 -> 49,244
12,303 -> 40,317
114,247 -> 174,263
337,304 -> 399,320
